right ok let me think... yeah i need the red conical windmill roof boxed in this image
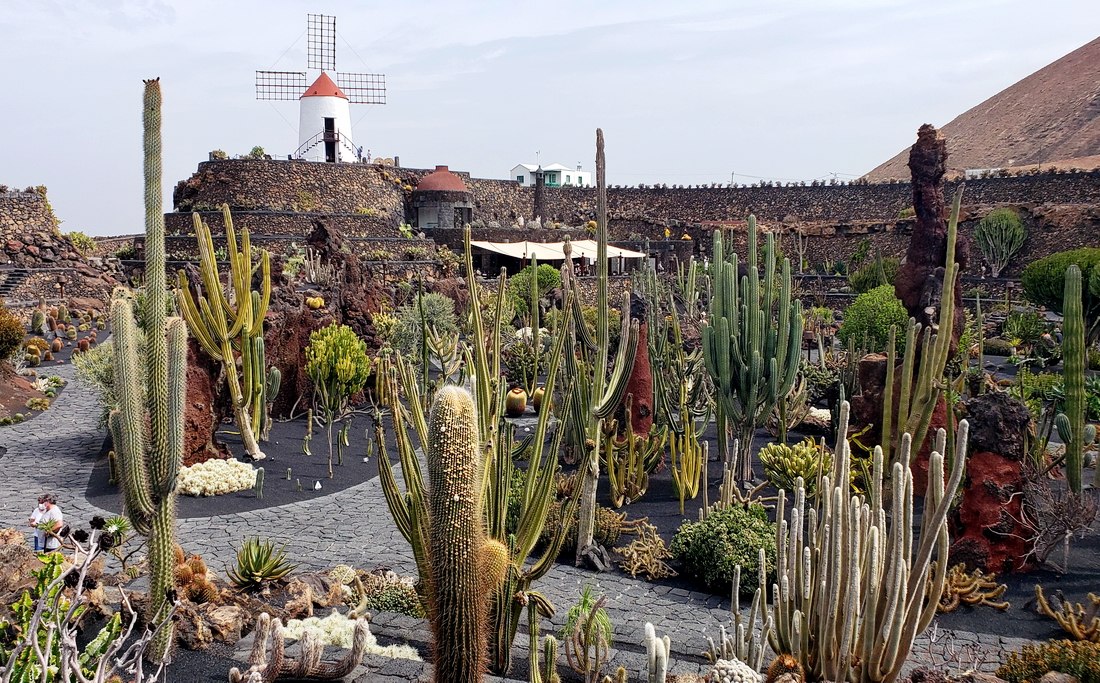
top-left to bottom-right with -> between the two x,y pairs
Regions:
301,72 -> 348,100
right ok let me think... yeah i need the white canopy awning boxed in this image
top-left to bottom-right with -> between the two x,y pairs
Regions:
469,239 -> 646,261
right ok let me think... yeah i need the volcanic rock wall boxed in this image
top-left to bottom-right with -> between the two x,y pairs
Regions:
1,190 -> 117,304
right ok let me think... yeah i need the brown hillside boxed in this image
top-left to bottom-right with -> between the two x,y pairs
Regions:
866,36 -> 1100,181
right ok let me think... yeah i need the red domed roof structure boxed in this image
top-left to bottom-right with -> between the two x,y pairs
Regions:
416,165 -> 468,193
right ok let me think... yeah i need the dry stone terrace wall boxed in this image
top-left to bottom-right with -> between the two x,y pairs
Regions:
164,210 -> 402,239
162,160 -> 1100,280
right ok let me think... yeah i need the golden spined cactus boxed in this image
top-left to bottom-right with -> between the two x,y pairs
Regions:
931,562 -> 1009,613
1035,586 -> 1100,642
426,386 -> 503,683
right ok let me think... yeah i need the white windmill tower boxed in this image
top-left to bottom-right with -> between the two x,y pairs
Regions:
255,14 -> 387,163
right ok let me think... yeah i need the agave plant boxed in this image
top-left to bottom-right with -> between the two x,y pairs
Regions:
227,537 -> 297,589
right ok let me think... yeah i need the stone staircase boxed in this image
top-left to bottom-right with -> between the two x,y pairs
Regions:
0,267 -> 31,301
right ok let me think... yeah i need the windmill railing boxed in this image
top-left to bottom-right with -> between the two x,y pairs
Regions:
293,130 -> 360,160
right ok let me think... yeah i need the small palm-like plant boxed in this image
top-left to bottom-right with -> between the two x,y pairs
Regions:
227,537 -> 297,589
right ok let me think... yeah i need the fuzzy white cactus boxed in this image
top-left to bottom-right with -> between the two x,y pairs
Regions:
708,658 -> 762,683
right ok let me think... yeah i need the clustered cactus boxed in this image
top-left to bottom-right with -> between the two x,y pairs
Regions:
176,203 -> 272,461
703,215 -> 803,482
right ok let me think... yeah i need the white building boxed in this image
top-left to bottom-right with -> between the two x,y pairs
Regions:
510,163 -> 592,187
296,72 -> 358,163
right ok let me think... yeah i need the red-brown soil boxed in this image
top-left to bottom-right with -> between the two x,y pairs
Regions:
867,37 -> 1100,180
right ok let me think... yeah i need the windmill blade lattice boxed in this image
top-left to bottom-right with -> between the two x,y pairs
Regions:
336,73 -> 387,105
255,71 -> 307,101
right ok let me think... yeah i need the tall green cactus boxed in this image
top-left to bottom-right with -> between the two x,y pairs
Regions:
108,77 -> 187,662
1061,264 -> 1087,493
425,386 -> 509,683
703,217 -> 803,482
176,204 -> 271,460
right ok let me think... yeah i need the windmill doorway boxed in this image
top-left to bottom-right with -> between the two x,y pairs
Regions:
323,118 -> 336,162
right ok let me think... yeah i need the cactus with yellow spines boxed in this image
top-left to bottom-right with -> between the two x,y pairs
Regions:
425,386 -> 507,683
108,77 -> 187,662
377,226 -> 585,676
176,203 -> 271,460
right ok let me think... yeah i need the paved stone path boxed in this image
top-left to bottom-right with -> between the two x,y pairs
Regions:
0,365 -> 1038,680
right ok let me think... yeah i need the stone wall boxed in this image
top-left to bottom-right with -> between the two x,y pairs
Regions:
1,191 -> 117,305
160,160 -> 1100,282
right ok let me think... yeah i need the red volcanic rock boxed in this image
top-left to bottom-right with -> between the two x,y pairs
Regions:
621,294 -> 654,438
948,392 -> 1034,573
182,338 -> 229,467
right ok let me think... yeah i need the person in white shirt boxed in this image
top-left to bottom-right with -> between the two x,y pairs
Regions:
34,494 -> 64,553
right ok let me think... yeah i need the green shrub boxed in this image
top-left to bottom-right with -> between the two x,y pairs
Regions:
837,285 -> 909,354
1001,309 -> 1050,346
1089,347 -> 1100,371
974,208 -> 1026,277
670,504 -> 776,593
66,230 -> 97,256
304,323 -> 371,427
503,339 -> 543,388
998,640 -> 1100,683
507,264 -> 561,317
983,337 -> 1015,357
0,304 -> 23,362
392,292 -> 459,360
847,256 -> 900,294
1021,248 -> 1100,329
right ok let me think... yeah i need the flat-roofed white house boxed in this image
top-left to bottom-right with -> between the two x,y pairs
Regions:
510,163 -> 592,187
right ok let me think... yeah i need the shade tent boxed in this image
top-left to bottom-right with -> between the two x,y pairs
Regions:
469,239 -> 646,261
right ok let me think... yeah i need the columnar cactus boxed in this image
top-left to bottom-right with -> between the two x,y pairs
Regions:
108,77 -> 186,662
425,386 -> 508,683
766,402 -> 967,683
703,217 -> 803,482
176,203 -> 271,460
1060,264 -> 1087,493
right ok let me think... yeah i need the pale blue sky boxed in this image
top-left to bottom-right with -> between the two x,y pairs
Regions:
1,1 -> 1096,235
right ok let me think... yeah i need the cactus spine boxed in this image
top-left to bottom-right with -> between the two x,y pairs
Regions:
1061,264 -> 1087,493
703,217 -> 803,482
176,204 -> 271,460
108,78 -> 186,662
426,386 -> 507,683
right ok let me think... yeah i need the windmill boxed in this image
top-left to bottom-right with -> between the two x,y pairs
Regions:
255,14 -> 386,163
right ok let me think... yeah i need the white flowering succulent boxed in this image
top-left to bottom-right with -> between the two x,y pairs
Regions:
281,610 -> 421,661
709,658 -> 762,683
177,459 -> 258,497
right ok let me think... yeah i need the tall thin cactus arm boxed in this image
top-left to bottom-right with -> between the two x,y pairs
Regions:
108,78 -> 187,663
176,204 -> 271,460
1061,264 -> 1087,493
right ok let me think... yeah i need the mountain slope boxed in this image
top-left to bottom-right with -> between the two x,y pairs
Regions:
866,36 -> 1100,180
